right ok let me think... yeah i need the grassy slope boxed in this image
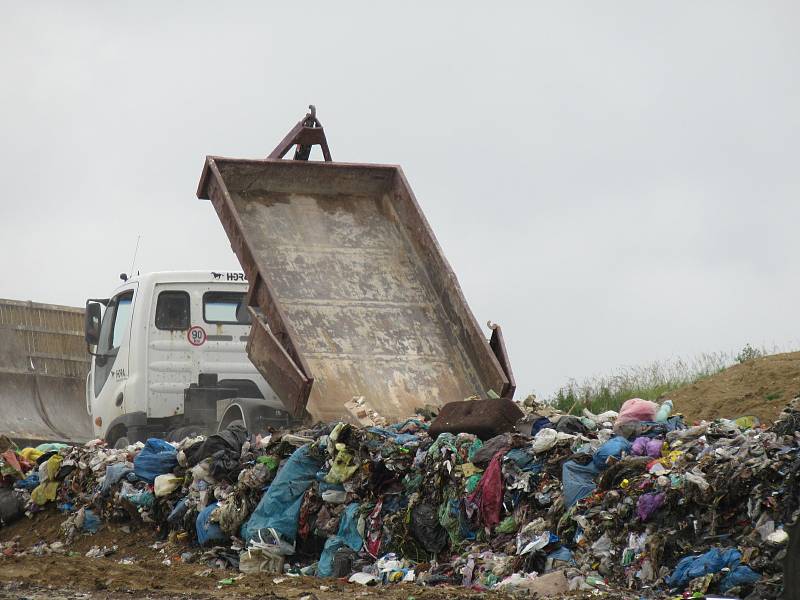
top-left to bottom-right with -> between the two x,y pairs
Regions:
669,351 -> 800,422
548,350 -> 800,422
548,352 -> 730,415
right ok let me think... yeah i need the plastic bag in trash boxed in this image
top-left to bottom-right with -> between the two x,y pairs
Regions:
248,527 -> 296,556
720,564 -> 761,591
631,437 -> 663,458
562,460 -> 600,507
636,492 -> 665,521
241,444 -> 323,543
100,463 -> 133,496
592,436 -> 632,471
665,547 -> 743,589
133,439 -> 178,484
196,502 -> 229,546
616,398 -> 658,426
532,428 -> 558,453
317,503 -> 362,577
154,474 -> 182,497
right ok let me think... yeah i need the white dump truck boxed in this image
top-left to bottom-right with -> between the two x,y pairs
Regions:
83,271 -> 290,447
3,107 -> 515,447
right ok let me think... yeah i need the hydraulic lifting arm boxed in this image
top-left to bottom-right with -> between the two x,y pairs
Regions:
267,105 -> 332,162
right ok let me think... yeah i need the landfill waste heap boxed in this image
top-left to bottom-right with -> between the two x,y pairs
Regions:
2,396 -> 800,599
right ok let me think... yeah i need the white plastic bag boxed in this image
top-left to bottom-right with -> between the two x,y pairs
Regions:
531,428 -> 558,453
154,474 -> 182,497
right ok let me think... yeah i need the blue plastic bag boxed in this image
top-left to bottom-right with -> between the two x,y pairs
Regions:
196,502 -> 228,546
241,444 -> 324,543
547,546 -> 575,565
592,436 -> 632,471
13,473 -> 39,490
317,503 -> 363,577
665,547 -> 743,589
530,416 -> 553,436
721,564 -> 760,591
562,460 -> 600,506
133,439 -> 177,483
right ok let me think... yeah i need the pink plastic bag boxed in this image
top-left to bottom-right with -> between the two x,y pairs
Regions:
616,398 -> 658,425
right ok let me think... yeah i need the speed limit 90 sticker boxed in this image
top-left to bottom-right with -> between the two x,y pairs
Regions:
187,325 -> 207,346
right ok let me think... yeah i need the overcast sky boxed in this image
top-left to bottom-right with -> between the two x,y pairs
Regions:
1,2 -> 798,397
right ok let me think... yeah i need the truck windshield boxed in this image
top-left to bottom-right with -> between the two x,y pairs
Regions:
112,296 -> 133,347
94,290 -> 133,397
203,292 -> 251,325
98,291 -> 134,353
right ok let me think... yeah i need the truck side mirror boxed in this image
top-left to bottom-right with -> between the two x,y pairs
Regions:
85,302 -> 102,346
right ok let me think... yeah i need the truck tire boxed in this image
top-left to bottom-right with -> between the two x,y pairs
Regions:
785,525 -> 800,600
107,425 -> 130,449
218,398 -> 290,434
166,425 -> 209,442
218,406 -> 245,432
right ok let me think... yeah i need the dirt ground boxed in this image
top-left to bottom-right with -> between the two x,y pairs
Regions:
0,510 -> 632,600
670,351 -> 800,423
0,510 -> 455,599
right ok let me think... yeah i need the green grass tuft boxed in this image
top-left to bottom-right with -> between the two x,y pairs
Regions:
544,347 -> 779,416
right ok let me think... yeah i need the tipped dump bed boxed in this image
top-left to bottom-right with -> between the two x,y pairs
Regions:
198,158 -> 513,423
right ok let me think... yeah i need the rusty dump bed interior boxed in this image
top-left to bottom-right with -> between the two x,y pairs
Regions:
198,158 -> 513,423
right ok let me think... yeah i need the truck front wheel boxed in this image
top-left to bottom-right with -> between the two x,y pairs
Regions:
218,406 -> 245,432
108,427 -> 130,449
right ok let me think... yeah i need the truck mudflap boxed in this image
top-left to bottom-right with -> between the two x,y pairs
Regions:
197,112 -> 514,423
0,299 -> 93,444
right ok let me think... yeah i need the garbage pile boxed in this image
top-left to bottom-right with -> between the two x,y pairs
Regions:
2,396 -> 800,599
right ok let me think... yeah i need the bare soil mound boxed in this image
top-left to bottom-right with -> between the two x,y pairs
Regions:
670,351 -> 800,423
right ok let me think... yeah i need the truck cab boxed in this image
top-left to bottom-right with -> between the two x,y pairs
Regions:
84,271 -> 290,446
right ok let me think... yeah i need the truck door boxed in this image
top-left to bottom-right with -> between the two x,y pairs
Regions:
146,286 -> 193,418
91,287 -> 136,437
